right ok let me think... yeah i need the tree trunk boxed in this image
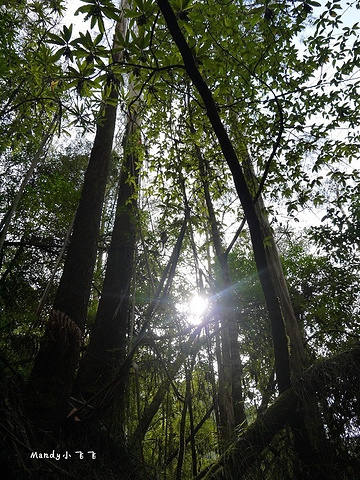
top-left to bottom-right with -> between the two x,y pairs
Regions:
130,325 -> 212,444
175,366 -> 191,480
197,145 -> 246,439
203,387 -> 300,480
157,0 -> 291,395
165,405 -> 214,466
74,113 -> 139,402
24,5 -> 128,427
241,155 -> 307,373
202,347 -> 360,480
241,156 -> 330,477
0,114 -> 57,256
34,215 -> 75,319
63,212 -> 189,424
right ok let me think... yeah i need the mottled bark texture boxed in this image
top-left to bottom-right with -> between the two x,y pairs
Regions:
25,90 -> 119,429
75,118 -> 139,401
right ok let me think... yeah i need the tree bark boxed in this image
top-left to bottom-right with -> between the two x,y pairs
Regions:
197,148 -> 246,440
74,114 -> 139,401
64,212 -> 190,424
241,157 -> 330,476
242,155 -> 307,373
25,92 -> 119,428
25,5 -> 128,427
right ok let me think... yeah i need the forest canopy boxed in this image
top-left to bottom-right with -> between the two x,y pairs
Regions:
0,0 -> 359,479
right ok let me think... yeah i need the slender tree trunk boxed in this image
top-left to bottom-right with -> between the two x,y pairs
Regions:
197,146 -> 246,440
214,322 -> 230,440
165,405 -> 214,466
0,114 -> 57,255
175,366 -> 191,480
241,155 -> 307,373
130,325 -> 211,444
157,0 -> 291,394
188,380 -> 198,477
34,214 -> 75,319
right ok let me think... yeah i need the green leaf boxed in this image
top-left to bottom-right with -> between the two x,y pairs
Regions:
51,46 -> 66,62
102,6 -> 120,21
47,35 -> 62,46
63,24 -> 73,43
75,5 -> 93,16
183,21 -> 194,36
306,0 -> 321,6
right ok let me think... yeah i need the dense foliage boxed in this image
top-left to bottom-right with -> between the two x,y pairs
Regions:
0,0 -> 359,479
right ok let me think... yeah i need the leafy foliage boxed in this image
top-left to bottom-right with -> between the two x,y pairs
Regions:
1,0 -> 360,478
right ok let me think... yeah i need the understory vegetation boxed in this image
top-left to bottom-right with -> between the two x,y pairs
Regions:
0,0 -> 359,478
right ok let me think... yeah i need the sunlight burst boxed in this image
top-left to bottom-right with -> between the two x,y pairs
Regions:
186,294 -> 208,325
176,294 -> 209,325
189,294 -> 208,317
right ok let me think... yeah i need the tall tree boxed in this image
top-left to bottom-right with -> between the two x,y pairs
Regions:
75,107 -> 139,403
1,0 -> 360,478
196,136 -> 246,440
25,1 -> 128,428
156,0 -> 291,394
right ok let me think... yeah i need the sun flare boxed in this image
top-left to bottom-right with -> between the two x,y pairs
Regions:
189,294 -> 208,317
176,294 -> 209,325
